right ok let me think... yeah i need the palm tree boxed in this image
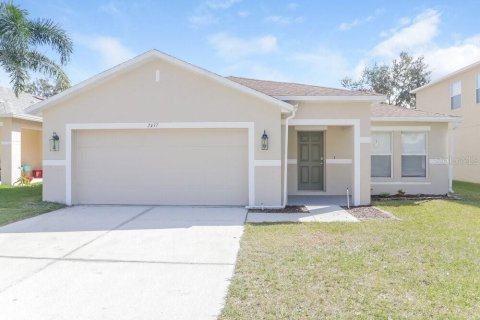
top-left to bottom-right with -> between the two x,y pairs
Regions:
0,3 -> 73,96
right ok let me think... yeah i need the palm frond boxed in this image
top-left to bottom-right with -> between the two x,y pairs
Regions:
29,18 -> 73,65
25,50 -> 70,89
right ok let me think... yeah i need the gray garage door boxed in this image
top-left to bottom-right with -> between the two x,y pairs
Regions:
72,128 -> 248,205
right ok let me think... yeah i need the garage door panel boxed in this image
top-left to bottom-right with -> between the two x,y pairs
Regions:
73,129 -> 248,205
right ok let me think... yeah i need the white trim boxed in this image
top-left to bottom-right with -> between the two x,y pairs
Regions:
0,113 -> 42,122
360,137 -> 371,143
65,122 -> 255,207
371,116 -> 461,123
43,160 -> 66,166
294,125 -> 327,131
155,69 -> 160,82
326,158 -> 352,164
372,126 -> 431,132
371,181 -> 431,185
429,158 -> 449,165
289,118 -> 361,206
1,141 -> 14,145
411,60 -> 480,93
26,50 -> 294,114
275,95 -> 386,102
254,160 -> 281,167
287,159 -> 297,164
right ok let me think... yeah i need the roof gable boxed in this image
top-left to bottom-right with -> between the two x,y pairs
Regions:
26,50 -> 294,114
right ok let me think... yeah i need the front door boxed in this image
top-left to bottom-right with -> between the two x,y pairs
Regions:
298,131 -> 325,191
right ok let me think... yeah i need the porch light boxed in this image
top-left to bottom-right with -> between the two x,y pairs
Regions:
50,132 -> 60,151
261,130 -> 269,150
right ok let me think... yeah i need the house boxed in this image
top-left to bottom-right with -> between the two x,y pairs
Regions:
412,61 -> 480,184
26,50 -> 460,207
0,87 -> 42,185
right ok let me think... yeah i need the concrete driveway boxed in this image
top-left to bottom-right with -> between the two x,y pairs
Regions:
0,206 -> 246,320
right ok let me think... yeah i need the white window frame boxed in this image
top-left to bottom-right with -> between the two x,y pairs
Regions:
401,131 -> 428,178
371,131 -> 393,178
476,74 -> 480,104
450,80 -> 462,110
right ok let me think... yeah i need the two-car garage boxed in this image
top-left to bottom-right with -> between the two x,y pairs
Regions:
72,128 -> 249,206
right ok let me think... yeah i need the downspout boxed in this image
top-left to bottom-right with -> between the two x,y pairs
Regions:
282,105 -> 298,208
448,122 -> 458,193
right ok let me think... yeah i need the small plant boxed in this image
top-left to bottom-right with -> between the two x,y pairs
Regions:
379,192 -> 391,198
14,168 -> 32,187
397,189 -> 406,196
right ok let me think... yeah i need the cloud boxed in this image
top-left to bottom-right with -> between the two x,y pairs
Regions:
237,10 -> 250,17
287,3 -> 299,10
372,9 -> 440,58
99,1 -> 122,17
338,8 -> 384,31
80,36 -> 135,67
338,19 -> 360,31
189,0 -> 241,27
189,13 -> 218,26
209,33 -> 278,61
205,0 -> 241,10
264,15 -> 303,26
291,47 -> 350,85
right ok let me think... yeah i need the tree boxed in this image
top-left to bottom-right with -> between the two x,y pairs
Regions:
24,77 -> 65,98
0,3 -> 73,96
341,52 -> 431,108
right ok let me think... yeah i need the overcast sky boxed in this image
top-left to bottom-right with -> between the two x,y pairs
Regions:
5,0 -> 480,88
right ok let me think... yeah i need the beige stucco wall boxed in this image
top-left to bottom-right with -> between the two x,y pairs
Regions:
287,101 -> 371,205
21,128 -> 42,170
370,121 -> 450,195
42,57 -> 283,205
416,64 -> 480,183
1,117 -> 42,184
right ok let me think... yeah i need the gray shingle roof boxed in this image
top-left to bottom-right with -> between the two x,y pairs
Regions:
371,103 -> 460,120
0,87 -> 41,115
227,76 -> 383,97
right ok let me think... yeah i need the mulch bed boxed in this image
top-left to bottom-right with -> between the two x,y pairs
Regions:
342,206 -> 395,220
248,205 -> 310,214
371,194 -> 461,201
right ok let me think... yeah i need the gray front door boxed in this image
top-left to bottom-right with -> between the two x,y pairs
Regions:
298,132 -> 325,191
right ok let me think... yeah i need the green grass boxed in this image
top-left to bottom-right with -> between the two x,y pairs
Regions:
221,181 -> 480,319
0,184 -> 65,226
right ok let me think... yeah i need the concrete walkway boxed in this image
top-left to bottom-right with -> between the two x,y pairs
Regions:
247,205 -> 359,223
0,206 -> 246,320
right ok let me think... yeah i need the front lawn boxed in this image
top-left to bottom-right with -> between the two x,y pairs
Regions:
221,181 -> 480,319
0,184 -> 65,226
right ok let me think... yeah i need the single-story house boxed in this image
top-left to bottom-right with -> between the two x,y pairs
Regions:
0,87 -> 42,185
412,60 -> 480,183
26,50 -> 461,207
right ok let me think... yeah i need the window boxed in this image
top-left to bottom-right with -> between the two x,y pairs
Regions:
451,81 -> 461,109
401,132 -> 427,178
476,74 -> 480,104
371,132 -> 392,177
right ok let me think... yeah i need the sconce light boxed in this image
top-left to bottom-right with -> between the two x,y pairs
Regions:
261,130 -> 269,150
50,132 -> 60,151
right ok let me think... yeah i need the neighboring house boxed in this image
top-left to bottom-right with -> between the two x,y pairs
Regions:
412,61 -> 480,184
0,87 -> 42,185
26,50 -> 460,207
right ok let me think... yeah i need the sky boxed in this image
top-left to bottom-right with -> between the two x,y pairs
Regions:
6,0 -> 480,88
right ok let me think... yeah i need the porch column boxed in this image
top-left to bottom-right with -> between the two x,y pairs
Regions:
448,123 -> 457,193
0,120 -> 22,185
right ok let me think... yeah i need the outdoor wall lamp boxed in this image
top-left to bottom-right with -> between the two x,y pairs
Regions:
261,130 -> 269,150
50,132 -> 60,151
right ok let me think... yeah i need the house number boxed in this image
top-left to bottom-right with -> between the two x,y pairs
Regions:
147,123 -> 159,128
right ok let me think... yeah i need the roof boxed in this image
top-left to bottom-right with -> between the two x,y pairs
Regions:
26,50 -> 295,114
371,103 -> 462,122
227,76 -> 385,101
411,59 -> 480,93
0,87 -> 43,122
